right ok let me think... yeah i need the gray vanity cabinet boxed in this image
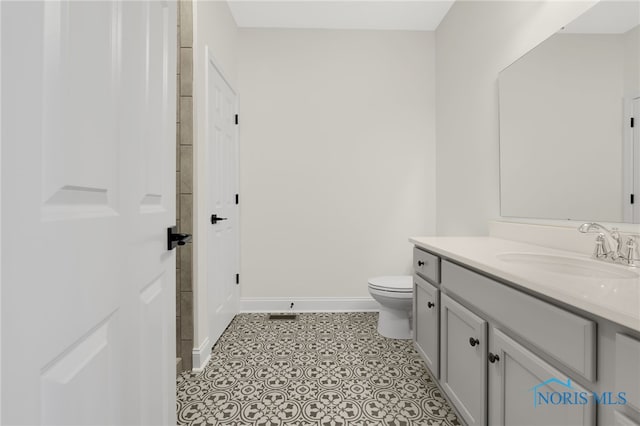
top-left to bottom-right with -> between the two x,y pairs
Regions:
412,244 -> 640,426
488,328 -> 595,426
440,293 -> 488,426
414,274 -> 439,378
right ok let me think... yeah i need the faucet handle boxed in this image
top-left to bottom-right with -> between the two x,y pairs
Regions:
594,233 -> 611,259
625,236 -> 640,264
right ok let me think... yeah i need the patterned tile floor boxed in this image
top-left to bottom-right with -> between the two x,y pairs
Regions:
176,312 -> 461,425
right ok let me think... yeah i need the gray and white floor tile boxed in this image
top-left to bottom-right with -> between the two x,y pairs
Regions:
177,312 -> 461,425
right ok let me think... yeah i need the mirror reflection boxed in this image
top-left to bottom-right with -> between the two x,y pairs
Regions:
499,1 -> 640,223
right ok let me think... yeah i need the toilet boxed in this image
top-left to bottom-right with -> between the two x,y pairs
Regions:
368,276 -> 413,339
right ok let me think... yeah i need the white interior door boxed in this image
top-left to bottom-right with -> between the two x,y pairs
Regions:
633,97 -> 639,223
1,1 -> 176,424
206,49 -> 240,345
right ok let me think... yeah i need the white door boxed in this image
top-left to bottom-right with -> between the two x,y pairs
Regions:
206,50 -> 240,345
1,1 -> 176,425
633,97 -> 640,223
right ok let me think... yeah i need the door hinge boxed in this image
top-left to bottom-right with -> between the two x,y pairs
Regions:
235,273 -> 240,285
235,193 -> 239,205
632,194 -> 635,204
632,117 -> 635,128
235,114 -> 238,125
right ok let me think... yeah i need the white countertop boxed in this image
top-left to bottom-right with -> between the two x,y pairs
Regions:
409,236 -> 640,332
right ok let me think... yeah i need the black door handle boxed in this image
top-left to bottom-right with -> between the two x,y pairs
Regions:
167,226 -> 192,250
211,214 -> 228,224
469,337 -> 480,347
489,352 -> 500,363
417,260 -> 425,267
427,302 -> 435,308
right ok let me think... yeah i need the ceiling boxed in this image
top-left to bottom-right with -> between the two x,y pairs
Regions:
227,1 -> 456,31
563,0 -> 639,34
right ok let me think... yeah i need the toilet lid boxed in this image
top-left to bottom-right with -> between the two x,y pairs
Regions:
368,276 -> 413,292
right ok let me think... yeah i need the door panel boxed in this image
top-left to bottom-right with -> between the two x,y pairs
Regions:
42,1 -> 120,221
41,317 -> 117,426
140,1 -> 170,212
139,275 -> 169,426
1,1 -> 176,424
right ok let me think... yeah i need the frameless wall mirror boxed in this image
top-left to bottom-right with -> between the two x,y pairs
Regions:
499,1 -> 640,223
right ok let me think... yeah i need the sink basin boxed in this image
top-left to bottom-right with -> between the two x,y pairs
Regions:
496,252 -> 640,279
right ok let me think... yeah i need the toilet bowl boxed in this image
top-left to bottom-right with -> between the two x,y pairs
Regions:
368,276 -> 413,339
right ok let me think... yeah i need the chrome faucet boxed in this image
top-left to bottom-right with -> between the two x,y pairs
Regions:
578,222 -> 639,267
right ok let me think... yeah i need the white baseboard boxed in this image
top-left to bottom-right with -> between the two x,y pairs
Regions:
191,337 -> 212,372
240,296 -> 378,313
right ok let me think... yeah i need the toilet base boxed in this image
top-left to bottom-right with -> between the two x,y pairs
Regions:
377,307 -> 412,339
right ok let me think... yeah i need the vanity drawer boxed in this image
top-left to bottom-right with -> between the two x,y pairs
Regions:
441,260 -> 596,381
615,334 -> 640,413
414,247 -> 440,284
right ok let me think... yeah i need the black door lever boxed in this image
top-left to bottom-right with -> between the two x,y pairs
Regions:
167,226 -> 192,250
211,214 -> 228,224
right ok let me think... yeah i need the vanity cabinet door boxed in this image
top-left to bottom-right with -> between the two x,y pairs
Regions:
614,412 -> 640,426
414,274 -> 439,378
440,293 -> 487,426
488,328 -> 594,426
615,333 -> 640,413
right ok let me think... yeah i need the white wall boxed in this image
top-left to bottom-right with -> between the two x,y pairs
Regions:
238,29 -> 436,299
192,0 -> 237,354
193,1 -> 238,88
435,1 -> 596,236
